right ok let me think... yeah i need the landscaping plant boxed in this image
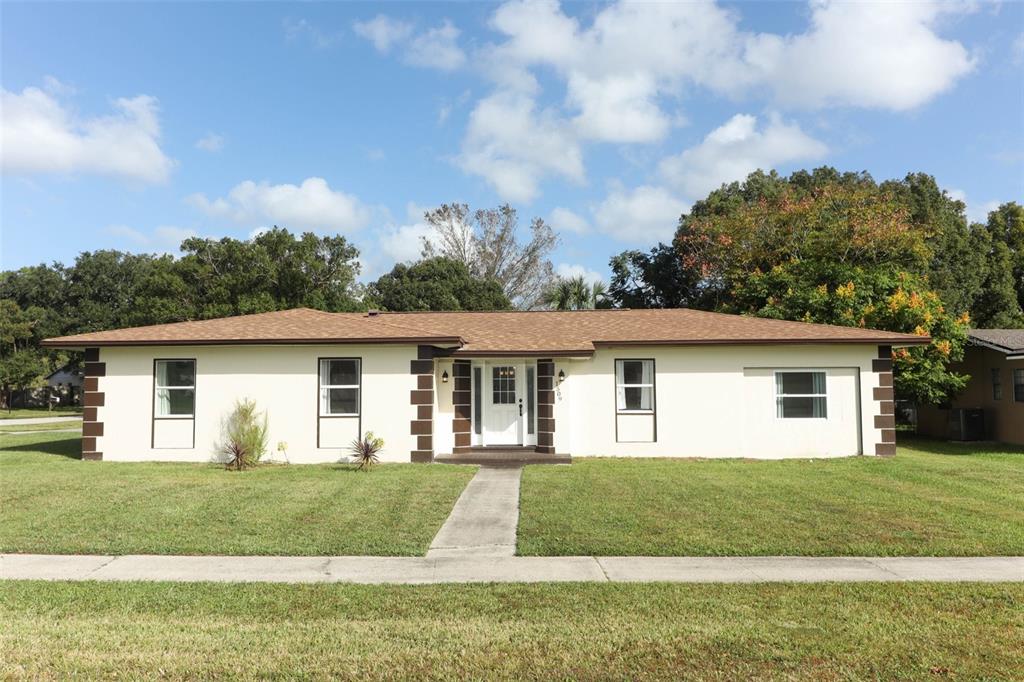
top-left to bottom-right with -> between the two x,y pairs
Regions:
348,431 -> 384,471
219,399 -> 269,470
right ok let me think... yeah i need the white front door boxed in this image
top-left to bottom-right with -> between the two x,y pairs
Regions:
484,363 -> 523,445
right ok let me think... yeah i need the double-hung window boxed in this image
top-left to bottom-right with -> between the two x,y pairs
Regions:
319,358 -> 360,416
991,368 -> 1002,400
775,371 -> 827,419
616,359 -> 654,413
1014,368 -> 1024,403
154,359 -> 195,418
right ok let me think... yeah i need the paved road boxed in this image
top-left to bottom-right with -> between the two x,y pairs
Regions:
2,554 -> 1021,584
0,415 -> 82,426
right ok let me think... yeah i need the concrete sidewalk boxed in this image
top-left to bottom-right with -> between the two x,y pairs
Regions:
427,465 -> 522,558
2,554 -> 1021,584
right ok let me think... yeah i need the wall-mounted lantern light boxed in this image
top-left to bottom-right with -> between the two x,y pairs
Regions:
441,370 -> 449,383
558,369 -> 566,383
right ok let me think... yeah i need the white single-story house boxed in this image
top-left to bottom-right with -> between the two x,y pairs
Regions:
42,307 -> 929,463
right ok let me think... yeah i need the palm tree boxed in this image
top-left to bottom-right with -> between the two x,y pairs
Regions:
544,275 -> 609,310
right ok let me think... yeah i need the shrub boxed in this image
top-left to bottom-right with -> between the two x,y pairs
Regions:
348,431 -> 384,471
219,399 -> 269,470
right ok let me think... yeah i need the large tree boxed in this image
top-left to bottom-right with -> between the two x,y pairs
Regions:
543,275 -> 609,310
366,257 -> 511,311
0,301 -> 48,410
420,204 -> 558,309
973,202 -> 1024,327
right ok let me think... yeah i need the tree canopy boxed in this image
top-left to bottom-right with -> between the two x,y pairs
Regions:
607,168 -> 1022,404
366,257 -> 511,312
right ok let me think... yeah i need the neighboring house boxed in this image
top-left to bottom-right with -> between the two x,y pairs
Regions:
41,308 -> 928,463
917,329 -> 1024,445
46,363 -> 84,406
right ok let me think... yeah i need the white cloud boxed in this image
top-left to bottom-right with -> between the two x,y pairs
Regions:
354,15 -> 465,70
187,177 -> 370,233
103,224 -> 195,252
1,84 -> 174,183
353,15 -> 413,53
659,113 -> 827,199
593,184 -> 688,243
284,18 -> 342,49
741,1 -> 977,110
379,222 -> 435,264
555,262 -> 604,284
549,206 -> 588,234
457,91 -> 583,202
195,132 -> 225,152
404,20 -> 466,71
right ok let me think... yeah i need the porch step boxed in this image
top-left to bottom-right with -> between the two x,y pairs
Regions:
434,450 -> 571,466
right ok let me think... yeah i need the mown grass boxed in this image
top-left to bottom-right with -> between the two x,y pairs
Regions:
0,421 -> 81,433
0,407 -> 82,420
1,581 -> 1020,680
518,437 -> 1024,556
0,432 -> 475,556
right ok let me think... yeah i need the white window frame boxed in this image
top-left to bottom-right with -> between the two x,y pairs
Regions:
774,369 -> 828,420
154,359 -> 196,419
319,358 -> 361,417
616,359 -> 655,414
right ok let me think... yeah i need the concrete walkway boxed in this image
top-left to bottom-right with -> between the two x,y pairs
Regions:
0,415 -> 82,426
427,465 -> 522,558
2,554 -> 1021,584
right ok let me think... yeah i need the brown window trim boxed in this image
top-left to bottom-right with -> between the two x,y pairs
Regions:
614,358 -> 657,443
151,358 -> 197,450
317,357 -> 362,449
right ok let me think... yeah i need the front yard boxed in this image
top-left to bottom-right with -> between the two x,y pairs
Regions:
0,407 -> 82,420
0,432 -> 475,556
2,580 -> 1021,679
518,437 -> 1024,557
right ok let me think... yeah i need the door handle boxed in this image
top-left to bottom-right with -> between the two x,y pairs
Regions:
518,399 -> 523,416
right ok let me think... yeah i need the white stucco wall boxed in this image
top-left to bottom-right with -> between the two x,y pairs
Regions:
94,344 -> 418,463
558,345 -> 879,458
93,342 -> 884,463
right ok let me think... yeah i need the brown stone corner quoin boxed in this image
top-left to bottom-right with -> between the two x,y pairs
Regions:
409,346 -> 436,463
873,345 -> 896,456
536,358 -> 556,454
81,347 -> 104,460
451,359 -> 472,454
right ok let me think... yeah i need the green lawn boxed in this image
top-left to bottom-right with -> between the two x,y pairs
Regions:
1,581 -> 1020,679
0,432 -> 476,556
0,406 -> 82,419
518,437 -> 1024,557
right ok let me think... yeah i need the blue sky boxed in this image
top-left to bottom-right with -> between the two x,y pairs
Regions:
2,1 -> 1023,284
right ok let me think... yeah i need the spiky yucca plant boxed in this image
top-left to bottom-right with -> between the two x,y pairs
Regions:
220,399 -> 269,470
349,431 -> 384,471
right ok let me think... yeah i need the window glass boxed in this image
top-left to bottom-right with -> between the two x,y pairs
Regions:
776,371 -> 827,419
1015,368 -> 1024,403
616,359 -> 654,412
991,368 -> 1002,400
492,366 -> 516,404
319,358 -> 360,416
154,360 -> 195,417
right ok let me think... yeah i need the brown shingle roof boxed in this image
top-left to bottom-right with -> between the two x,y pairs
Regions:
42,307 -> 930,353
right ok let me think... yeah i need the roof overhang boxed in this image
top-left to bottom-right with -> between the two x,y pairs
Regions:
592,337 -> 931,348
968,337 -> 1024,357
40,336 -> 464,349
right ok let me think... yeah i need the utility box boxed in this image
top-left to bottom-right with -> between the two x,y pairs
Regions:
948,408 -> 986,441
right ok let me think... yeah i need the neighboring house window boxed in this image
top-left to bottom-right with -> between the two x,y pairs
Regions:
154,359 -> 195,418
319,358 -> 360,416
616,359 -> 654,413
991,368 -> 1002,400
1015,368 -> 1024,403
492,366 -> 516,404
776,371 -> 827,419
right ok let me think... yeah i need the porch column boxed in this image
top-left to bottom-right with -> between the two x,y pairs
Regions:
536,359 -> 556,454
410,346 -> 435,463
452,360 -> 472,453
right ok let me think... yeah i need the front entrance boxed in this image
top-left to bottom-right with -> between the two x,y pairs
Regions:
473,361 -> 537,447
